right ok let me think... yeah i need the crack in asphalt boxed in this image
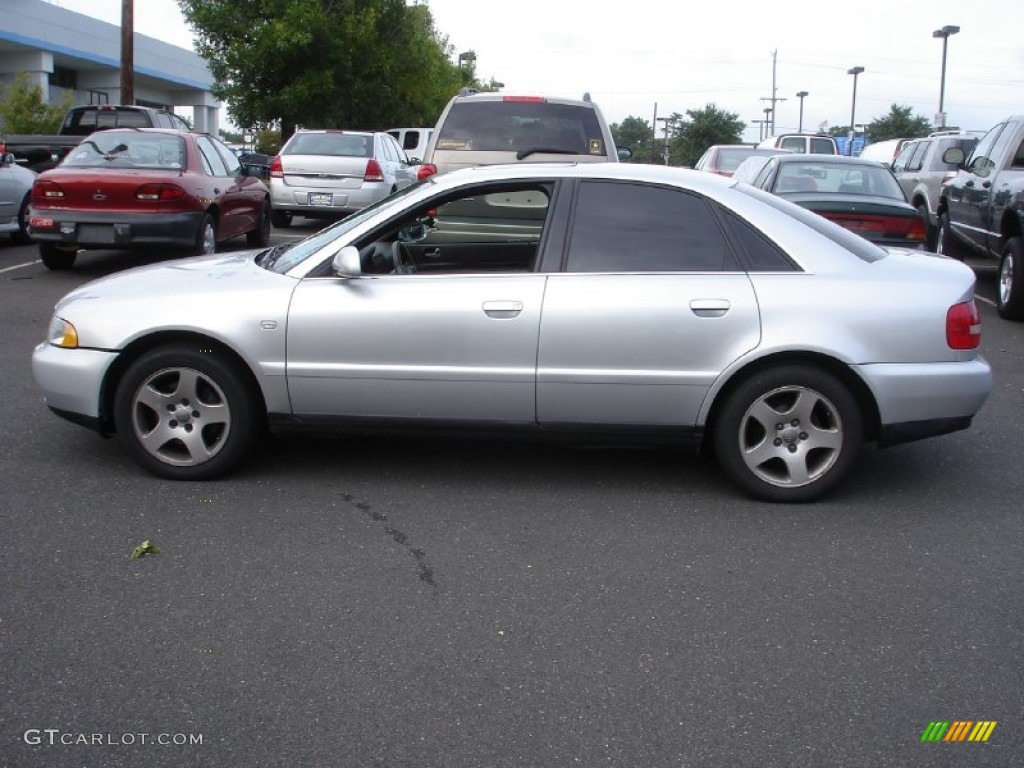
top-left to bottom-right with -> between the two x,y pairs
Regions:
341,493 -> 436,589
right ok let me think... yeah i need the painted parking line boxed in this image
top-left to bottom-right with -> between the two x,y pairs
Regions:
974,294 -> 996,308
0,259 -> 42,274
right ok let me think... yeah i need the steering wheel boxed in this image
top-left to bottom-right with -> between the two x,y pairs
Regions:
392,241 -> 416,274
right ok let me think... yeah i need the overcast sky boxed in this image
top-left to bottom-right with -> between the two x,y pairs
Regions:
48,0 -> 1022,142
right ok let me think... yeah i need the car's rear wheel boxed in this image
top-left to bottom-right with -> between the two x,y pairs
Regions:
713,365 -> 863,503
113,344 -> 261,480
247,199 -> 271,247
13,193 -> 32,244
937,212 -> 967,260
997,237 -> 1024,321
39,242 -> 76,270
192,213 -> 217,256
270,209 -> 292,228
916,203 -> 936,251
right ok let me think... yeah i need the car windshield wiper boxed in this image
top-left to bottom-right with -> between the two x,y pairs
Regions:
257,241 -> 294,269
516,147 -> 579,160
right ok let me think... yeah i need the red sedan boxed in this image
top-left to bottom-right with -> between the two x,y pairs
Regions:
29,129 -> 271,270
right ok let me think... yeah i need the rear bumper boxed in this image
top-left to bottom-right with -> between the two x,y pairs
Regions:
28,209 -> 203,248
854,359 -> 992,445
269,181 -> 387,216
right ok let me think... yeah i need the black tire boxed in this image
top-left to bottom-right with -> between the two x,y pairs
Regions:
917,203 -> 936,251
12,193 -> 32,244
192,212 -> 217,256
270,209 -> 292,228
39,242 -> 76,270
936,211 -> 967,261
713,365 -> 863,503
997,237 -> 1024,321
112,344 -> 262,480
247,199 -> 271,247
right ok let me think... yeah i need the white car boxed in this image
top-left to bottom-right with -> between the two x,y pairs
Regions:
33,163 -> 991,502
268,130 -> 417,226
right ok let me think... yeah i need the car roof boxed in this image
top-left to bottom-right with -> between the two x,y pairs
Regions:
429,161 -> 736,191
771,154 -> 886,166
450,91 -> 598,108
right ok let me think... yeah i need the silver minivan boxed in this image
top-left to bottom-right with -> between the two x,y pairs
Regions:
417,89 -> 629,180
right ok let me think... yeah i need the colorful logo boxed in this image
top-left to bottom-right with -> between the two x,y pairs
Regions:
921,721 -> 997,742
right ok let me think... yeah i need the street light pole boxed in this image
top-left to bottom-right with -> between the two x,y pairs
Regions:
796,91 -> 808,133
847,67 -> 864,156
932,25 -> 960,128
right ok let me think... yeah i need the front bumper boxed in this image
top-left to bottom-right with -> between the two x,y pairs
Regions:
855,358 -> 992,446
32,342 -> 118,430
29,209 -> 203,249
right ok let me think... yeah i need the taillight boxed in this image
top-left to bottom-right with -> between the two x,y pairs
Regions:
502,96 -> 546,103
824,212 -> 925,242
364,158 -> 384,182
946,300 -> 981,349
269,155 -> 283,178
33,180 -> 64,199
417,164 -> 437,181
135,183 -> 186,201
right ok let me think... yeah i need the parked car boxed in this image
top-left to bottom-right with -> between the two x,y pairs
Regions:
891,130 -> 983,249
387,127 -> 433,163
268,130 -> 416,227
28,128 -> 270,270
237,151 -> 273,179
32,163 -> 990,502
758,133 -> 838,155
745,154 -> 925,248
858,138 -> 913,165
937,116 -> 1024,319
0,151 -> 36,242
694,145 -> 788,177
417,88 -> 630,180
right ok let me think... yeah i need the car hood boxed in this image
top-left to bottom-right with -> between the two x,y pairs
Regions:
54,250 -> 299,351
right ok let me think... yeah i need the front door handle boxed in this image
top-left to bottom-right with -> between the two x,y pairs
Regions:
690,299 -> 731,318
482,300 -> 523,319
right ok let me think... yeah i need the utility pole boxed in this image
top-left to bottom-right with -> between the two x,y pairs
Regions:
120,0 -> 134,104
656,116 -> 673,165
759,50 -> 786,137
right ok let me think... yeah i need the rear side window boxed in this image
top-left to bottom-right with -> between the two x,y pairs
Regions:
566,181 -> 737,272
284,133 -> 372,157
720,210 -> 799,271
780,137 -> 805,152
436,100 -> 607,156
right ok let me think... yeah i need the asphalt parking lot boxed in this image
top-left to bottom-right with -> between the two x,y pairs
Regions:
1,227 -> 1022,767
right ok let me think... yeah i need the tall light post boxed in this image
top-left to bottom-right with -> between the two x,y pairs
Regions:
796,91 -> 808,133
847,66 -> 864,156
933,25 -> 960,128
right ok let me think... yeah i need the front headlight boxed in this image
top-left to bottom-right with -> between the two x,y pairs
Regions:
48,316 -> 79,348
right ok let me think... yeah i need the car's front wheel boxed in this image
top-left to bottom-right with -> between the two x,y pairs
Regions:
997,237 -> 1024,321
713,365 -> 863,503
113,344 -> 262,480
39,242 -> 76,270
247,199 -> 272,247
936,212 -> 966,260
13,193 -> 32,244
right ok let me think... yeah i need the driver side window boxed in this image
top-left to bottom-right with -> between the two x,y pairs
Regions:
356,183 -> 552,275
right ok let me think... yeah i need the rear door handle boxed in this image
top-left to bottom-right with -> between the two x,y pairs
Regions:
690,299 -> 731,317
482,300 -> 523,319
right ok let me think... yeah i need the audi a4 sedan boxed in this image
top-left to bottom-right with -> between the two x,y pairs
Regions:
32,163 -> 991,502
29,128 -> 271,270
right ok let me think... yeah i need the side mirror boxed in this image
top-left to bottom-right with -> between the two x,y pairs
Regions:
617,146 -> 632,162
942,146 -> 966,167
332,245 -> 362,277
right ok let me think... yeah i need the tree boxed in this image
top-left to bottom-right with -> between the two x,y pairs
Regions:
668,104 -> 745,167
0,73 -> 72,134
610,116 -> 657,163
177,0 -> 466,141
868,104 -> 932,141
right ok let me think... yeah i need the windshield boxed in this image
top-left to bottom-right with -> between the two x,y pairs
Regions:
261,179 -> 434,274
62,131 -> 185,170
774,161 -> 905,199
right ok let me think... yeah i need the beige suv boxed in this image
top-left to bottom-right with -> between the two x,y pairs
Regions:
417,89 -> 629,180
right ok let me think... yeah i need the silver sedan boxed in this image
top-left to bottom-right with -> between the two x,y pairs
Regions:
32,163 -> 991,502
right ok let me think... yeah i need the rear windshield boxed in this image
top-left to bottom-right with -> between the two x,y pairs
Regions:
283,133 -> 373,158
809,137 -> 836,154
62,108 -> 153,135
775,161 -> 905,199
717,148 -> 777,171
62,131 -> 185,170
436,100 -> 606,155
